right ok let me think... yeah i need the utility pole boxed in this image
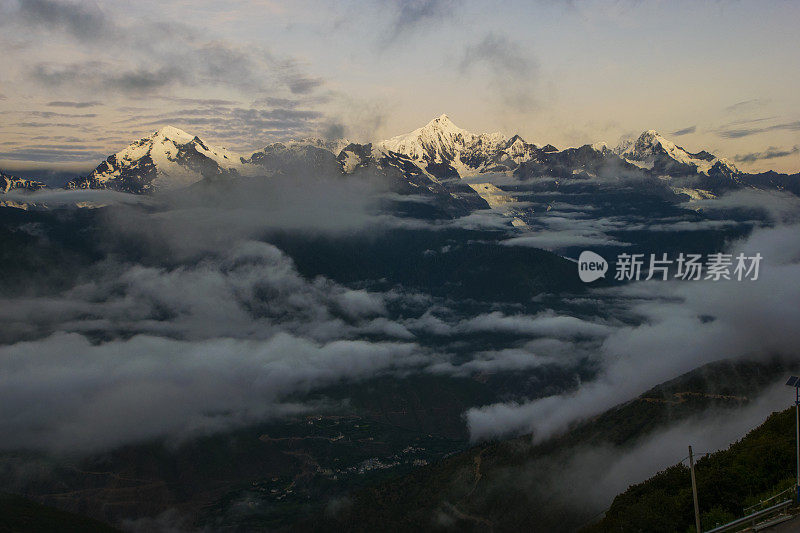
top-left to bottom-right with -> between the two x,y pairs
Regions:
689,445 -> 701,533
785,377 -> 800,503
794,387 -> 800,504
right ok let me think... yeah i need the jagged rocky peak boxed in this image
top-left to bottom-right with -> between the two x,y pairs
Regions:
0,171 -> 47,193
271,137 -> 352,156
378,114 -> 506,164
148,126 -> 240,163
152,125 -> 195,144
337,142 -> 374,173
65,125 -> 246,193
591,141 -> 612,153
621,130 -> 674,158
46,115 -> 783,208
503,134 -> 539,161
636,129 -> 664,145
616,129 -> 737,176
119,126 -> 230,164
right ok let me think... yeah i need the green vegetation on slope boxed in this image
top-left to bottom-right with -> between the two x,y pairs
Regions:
296,358 -> 798,532
586,406 -> 797,533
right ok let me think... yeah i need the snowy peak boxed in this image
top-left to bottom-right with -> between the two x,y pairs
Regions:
147,126 -> 242,170
152,125 -> 195,144
380,114 -> 504,159
638,129 -> 666,146
0,172 -> 46,193
418,114 -> 462,135
424,113 -> 457,130
266,137 -> 352,156
377,114 -> 520,176
66,127 -> 245,193
620,130 -> 677,161
616,129 -> 738,176
422,113 -> 478,139
0,172 -> 47,210
54,116 -> 760,203
379,113 -> 475,161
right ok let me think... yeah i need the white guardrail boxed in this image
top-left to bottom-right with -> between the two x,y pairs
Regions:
704,499 -> 793,533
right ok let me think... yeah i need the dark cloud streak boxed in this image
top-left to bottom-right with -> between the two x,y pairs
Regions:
670,125 -> 696,136
734,145 -> 800,163
13,0 -> 112,41
384,0 -> 458,44
458,32 -> 537,111
47,100 -> 103,108
724,98 -> 770,113
9,1 -> 327,100
718,120 -> 800,139
0,147 -> 108,162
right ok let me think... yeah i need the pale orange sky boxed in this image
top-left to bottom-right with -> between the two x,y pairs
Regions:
1,0 -> 798,180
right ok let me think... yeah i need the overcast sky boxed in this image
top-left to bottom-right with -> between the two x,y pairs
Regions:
1,0 -> 798,177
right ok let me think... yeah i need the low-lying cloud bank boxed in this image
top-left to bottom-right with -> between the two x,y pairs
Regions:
467,222 -> 800,441
1,177 -> 798,456
0,170 -> 561,453
0,238 -> 432,452
0,240 -> 396,344
0,331 -> 423,452
3,188 -> 150,206
544,382 -> 793,515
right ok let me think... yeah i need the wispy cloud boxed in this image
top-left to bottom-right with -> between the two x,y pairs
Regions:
46,100 -> 103,108
155,97 -> 240,107
28,49 -> 326,99
0,146 -> 108,162
459,33 -> 532,75
724,98 -> 770,113
5,0 -> 328,100
717,120 -> 800,139
25,110 -> 98,119
13,0 -> 112,41
670,125 -> 696,136
459,32 -> 537,111
734,145 -> 800,164
117,105 -> 326,147
384,0 -> 458,44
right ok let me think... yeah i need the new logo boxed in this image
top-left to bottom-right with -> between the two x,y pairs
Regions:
578,251 -> 608,283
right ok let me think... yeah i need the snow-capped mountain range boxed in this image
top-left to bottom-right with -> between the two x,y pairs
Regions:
65,126 -> 246,194
2,114 -> 799,212
1,172 -> 46,194
616,129 -> 738,176
377,114 -> 512,176
57,114 -> 768,193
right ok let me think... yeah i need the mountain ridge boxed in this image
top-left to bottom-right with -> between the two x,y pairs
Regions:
2,116 -> 799,209
616,129 -> 739,177
297,357 -> 799,532
1,171 -> 46,193
65,126 -> 247,194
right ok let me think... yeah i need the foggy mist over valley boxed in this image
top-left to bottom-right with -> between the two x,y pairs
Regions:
1,1 -> 799,532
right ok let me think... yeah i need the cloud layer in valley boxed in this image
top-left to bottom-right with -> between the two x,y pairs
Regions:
1,163 -> 799,457
467,221 -> 800,442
